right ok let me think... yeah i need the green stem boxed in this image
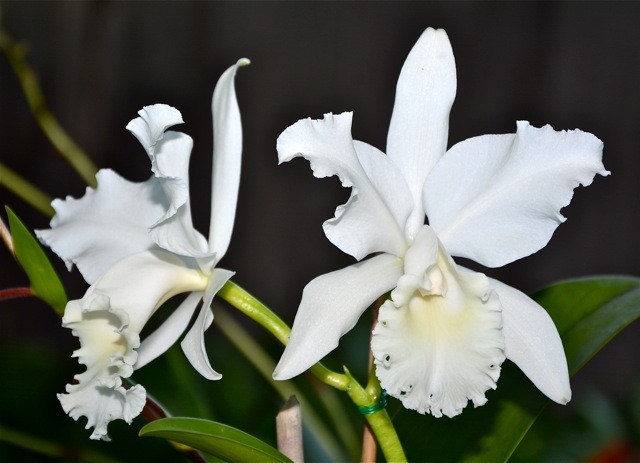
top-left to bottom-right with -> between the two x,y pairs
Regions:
217,281 -> 406,462
0,163 -> 54,217
344,370 -> 407,463
214,308 -> 350,462
0,28 -> 98,187
217,281 -> 349,390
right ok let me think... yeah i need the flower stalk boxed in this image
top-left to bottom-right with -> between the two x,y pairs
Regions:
217,280 -> 406,461
0,163 -> 55,217
0,28 -> 98,187
0,286 -> 33,301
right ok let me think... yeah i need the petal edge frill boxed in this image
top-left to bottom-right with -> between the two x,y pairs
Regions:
58,250 -> 208,439
128,104 -> 214,270
490,278 -> 571,404
36,169 -> 166,284
426,121 -> 607,268
273,253 -> 403,380
277,113 -> 407,260
126,104 -> 183,160
372,242 -> 505,418
58,297 -> 146,440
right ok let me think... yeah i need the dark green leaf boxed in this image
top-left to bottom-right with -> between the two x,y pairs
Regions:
394,276 -> 640,463
139,417 -> 293,463
6,207 -> 67,315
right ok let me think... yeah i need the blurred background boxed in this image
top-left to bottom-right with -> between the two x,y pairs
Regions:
1,2 -> 639,462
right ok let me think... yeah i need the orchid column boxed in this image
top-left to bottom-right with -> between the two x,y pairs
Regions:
37,59 -> 249,440
274,28 -> 607,417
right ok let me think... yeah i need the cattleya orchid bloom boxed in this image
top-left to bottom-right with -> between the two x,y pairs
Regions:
273,28 -> 608,418
36,58 -> 249,439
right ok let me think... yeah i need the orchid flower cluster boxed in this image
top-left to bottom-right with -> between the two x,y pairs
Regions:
35,27 -> 606,447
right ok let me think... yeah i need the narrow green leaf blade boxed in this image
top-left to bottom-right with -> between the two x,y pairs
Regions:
395,276 -> 640,463
139,417 -> 293,463
6,207 -> 67,315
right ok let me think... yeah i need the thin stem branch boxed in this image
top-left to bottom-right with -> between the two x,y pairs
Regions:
0,286 -> 33,301
0,163 -> 55,217
344,369 -> 407,463
362,297 -> 385,462
0,28 -> 98,187
218,281 -> 407,462
217,281 -> 349,390
214,307 -> 349,462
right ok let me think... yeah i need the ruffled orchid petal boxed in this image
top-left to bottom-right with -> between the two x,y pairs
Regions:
386,27 -> 457,240
146,131 -> 215,270
135,291 -> 203,370
126,104 -> 184,159
425,121 -> 608,267
181,268 -> 235,380
57,249 -> 208,439
208,58 -> 250,259
46,61 -> 248,438
36,169 -> 166,284
127,105 -> 215,269
489,278 -> 571,404
372,228 -> 505,417
58,297 -> 146,441
273,253 -> 403,380
85,250 -> 208,333
353,141 -> 413,237
277,113 -> 407,260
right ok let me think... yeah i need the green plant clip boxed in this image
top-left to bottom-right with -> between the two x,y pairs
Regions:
358,390 -> 387,415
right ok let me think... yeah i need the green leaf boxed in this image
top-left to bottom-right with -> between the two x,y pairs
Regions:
6,207 -> 67,315
139,417 -> 293,463
394,276 -> 640,463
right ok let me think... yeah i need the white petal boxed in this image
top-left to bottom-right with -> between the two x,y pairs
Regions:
58,375 -> 146,441
208,58 -> 250,259
147,131 -> 214,268
57,250 -> 208,439
489,278 -> 571,404
386,28 -> 457,240
273,253 -> 403,380
126,104 -> 184,157
36,169 -> 166,284
402,225 -> 439,279
354,141 -> 413,237
127,103 -> 214,270
425,121 -> 608,267
85,250 -> 208,333
277,113 -> 407,260
135,291 -> 203,370
181,268 -> 235,380
58,295 -> 145,440
372,255 -> 504,418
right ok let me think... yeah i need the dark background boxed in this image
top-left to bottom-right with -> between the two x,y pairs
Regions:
1,1 -> 639,456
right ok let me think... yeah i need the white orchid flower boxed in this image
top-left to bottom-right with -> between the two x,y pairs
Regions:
273,28 -> 608,418
36,58 -> 249,440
